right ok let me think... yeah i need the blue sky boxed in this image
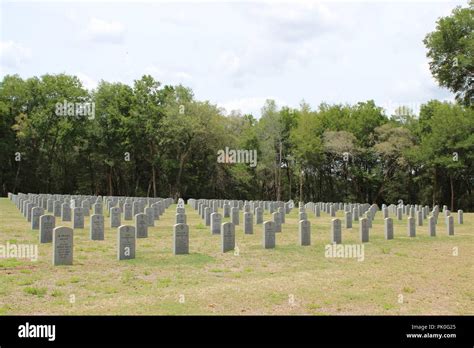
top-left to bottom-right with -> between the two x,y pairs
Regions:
0,0 -> 467,116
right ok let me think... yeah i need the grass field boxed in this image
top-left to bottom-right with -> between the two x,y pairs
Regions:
0,197 -> 472,315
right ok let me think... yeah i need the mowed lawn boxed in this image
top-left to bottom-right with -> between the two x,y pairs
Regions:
0,197 -> 472,315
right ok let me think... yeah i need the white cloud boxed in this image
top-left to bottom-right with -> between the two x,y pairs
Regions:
75,72 -> 98,90
216,51 -> 241,76
219,96 -> 290,117
248,2 -> 338,43
0,40 -> 31,68
83,17 -> 125,44
144,65 -> 193,85
175,71 -> 192,80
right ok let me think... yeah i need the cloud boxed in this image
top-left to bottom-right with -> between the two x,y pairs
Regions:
75,72 -> 98,90
211,2 -> 345,88
219,96 -> 290,117
248,2 -> 338,43
144,65 -> 193,85
0,40 -> 31,69
216,51 -> 241,76
83,18 -> 125,44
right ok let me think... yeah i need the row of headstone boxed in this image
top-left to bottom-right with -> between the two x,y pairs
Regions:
12,193 -> 466,229
329,216 -> 455,244
6,194 -> 462,266
11,193 -> 172,224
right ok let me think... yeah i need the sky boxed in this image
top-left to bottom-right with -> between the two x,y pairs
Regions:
0,0 -> 467,117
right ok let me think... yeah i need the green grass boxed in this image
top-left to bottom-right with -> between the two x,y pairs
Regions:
0,197 -> 473,315
23,286 -> 47,297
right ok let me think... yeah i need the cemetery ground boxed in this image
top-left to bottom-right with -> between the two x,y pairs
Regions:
0,198 -> 472,315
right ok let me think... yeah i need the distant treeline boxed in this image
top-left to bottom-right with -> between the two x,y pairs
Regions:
0,74 -> 473,211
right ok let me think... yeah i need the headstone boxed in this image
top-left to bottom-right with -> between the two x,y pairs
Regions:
331,218 -> 342,244
73,207 -> 84,229
352,207 -> 359,221
407,217 -> 416,237
244,212 -> 253,234
364,213 -> 372,228
397,207 -> 403,220
151,203 -> 160,221
176,213 -> 187,224
47,199 -> 54,212
221,222 -> 235,253
52,226 -> 73,266
135,213 -> 148,238
223,203 -> 230,218
173,223 -> 189,255
278,207 -> 285,223
90,214 -> 104,240
299,220 -> 311,246
446,216 -> 454,235
39,215 -> 55,243
117,225 -> 136,260
345,211 -> 352,228
61,203 -> 71,221
210,212 -> 222,235
428,215 -> 436,237
123,203 -> 132,220
31,207 -> 44,230
110,207 -> 121,228
360,217 -> 369,243
132,201 -> 141,216
53,201 -> 62,217
417,210 -> 423,226
315,205 -> 320,217
231,207 -> 239,225
262,221 -> 276,249
82,200 -> 90,217
204,207 -> 211,226
93,203 -> 103,215
457,210 -> 463,224
384,217 -> 393,240
272,212 -> 282,232
299,212 -> 307,221
145,207 -> 154,227
255,207 -> 263,224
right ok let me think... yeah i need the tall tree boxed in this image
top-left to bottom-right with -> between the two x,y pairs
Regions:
424,1 -> 474,106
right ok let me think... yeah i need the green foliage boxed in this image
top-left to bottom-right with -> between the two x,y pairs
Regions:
423,1 -> 474,106
0,74 -> 473,211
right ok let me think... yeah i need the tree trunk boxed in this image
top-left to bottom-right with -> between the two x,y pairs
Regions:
108,167 -> 113,196
299,169 -> 304,202
152,164 -> 157,198
175,153 -> 188,199
450,174 -> 454,211
432,167 -> 437,207
277,140 -> 282,201
147,179 -> 152,197
287,165 -> 291,201
12,160 -> 21,194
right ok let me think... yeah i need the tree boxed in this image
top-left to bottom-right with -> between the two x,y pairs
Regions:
415,101 -> 474,210
424,1 -> 474,106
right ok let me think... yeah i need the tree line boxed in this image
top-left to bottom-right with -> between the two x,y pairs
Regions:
0,73 -> 472,211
